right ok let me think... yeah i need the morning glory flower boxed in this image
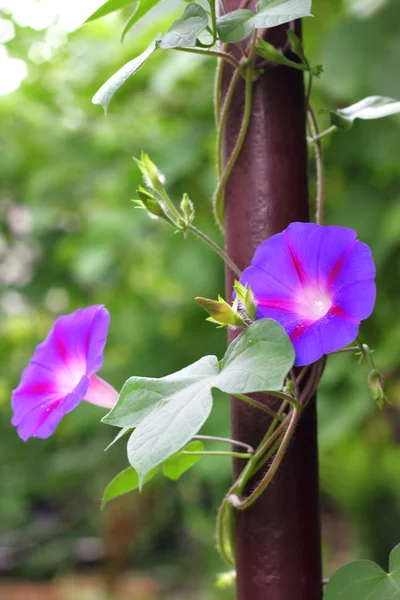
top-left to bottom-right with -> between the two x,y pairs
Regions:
11,305 -> 117,441
239,223 -> 376,366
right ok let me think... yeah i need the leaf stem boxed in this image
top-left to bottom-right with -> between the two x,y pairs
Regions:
233,393 -> 285,421
356,337 -> 377,370
264,389 -> 302,412
174,46 -> 242,72
187,223 -> 242,277
308,125 -> 337,143
209,0 -> 218,43
307,106 -> 325,225
194,434 -> 254,454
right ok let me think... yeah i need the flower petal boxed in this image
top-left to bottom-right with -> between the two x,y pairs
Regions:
292,320 -> 324,367
333,280 -> 376,320
14,376 -> 89,441
85,375 -> 118,409
316,225 -> 357,287
249,231 -> 301,294
329,241 -> 376,291
284,222 -> 326,285
53,305 -> 110,376
319,312 -> 360,355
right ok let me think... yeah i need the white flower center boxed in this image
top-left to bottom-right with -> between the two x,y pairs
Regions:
296,287 -> 332,321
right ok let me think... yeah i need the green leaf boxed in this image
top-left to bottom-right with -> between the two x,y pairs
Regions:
102,355 -> 218,428
324,544 -> 400,600
121,0 -> 161,41
92,40 -> 157,113
254,0 -> 312,29
86,0 -> 137,23
126,356 -> 218,486
108,319 -> 293,485
162,441 -> 204,480
255,38 -> 306,71
216,319 -> 295,395
216,10 -> 255,43
330,96 -> 400,130
102,465 -> 158,506
159,3 -> 209,49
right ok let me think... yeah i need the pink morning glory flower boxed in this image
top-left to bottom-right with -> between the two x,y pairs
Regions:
11,305 -> 117,441
239,223 -> 376,367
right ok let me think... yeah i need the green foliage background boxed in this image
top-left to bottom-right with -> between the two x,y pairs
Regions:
1,0 -> 400,596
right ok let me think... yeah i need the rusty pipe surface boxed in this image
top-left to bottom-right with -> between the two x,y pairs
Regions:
221,19 -> 323,600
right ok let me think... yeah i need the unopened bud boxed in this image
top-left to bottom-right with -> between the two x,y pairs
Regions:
180,193 -> 195,224
233,280 -> 257,321
134,186 -> 173,224
368,369 -> 389,408
195,295 -> 246,328
135,152 -> 165,191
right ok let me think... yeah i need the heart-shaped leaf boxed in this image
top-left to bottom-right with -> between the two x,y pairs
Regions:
324,544 -> 400,600
254,0 -> 312,29
104,319 -> 294,486
159,3 -> 209,49
330,96 -> 400,130
92,40 -> 157,113
86,0 -> 137,23
216,10 -> 255,43
162,441 -> 204,480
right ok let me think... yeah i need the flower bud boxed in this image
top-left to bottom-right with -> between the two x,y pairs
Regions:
135,152 -> 165,192
233,280 -> 257,321
195,295 -> 246,328
134,186 -> 174,224
180,193 -> 195,224
368,369 -> 389,408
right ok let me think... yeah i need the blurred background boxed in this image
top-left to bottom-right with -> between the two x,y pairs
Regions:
0,0 -> 399,598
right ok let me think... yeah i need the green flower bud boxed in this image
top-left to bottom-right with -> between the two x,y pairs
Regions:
195,295 -> 246,328
368,369 -> 389,408
233,280 -> 257,321
133,186 -> 174,224
135,152 -> 165,192
180,193 -> 195,224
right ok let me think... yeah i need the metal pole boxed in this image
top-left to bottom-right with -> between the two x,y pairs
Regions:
222,20 -> 323,600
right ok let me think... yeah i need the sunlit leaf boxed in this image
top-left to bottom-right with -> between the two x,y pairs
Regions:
330,95 -> 400,129
254,0 -> 312,28
104,426 -> 131,450
159,3 -> 209,49
86,0 -> 137,23
216,10 -> 255,43
162,441 -> 204,480
102,465 -> 158,506
92,40 -> 157,113
324,544 -> 400,600
255,38 -> 306,71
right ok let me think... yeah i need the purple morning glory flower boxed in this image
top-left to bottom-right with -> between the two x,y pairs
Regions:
240,223 -> 376,367
11,305 -> 117,441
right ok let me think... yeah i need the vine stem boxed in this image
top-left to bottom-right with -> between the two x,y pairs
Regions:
193,434 -> 254,454
230,405 -> 302,509
213,62 -> 254,231
183,450 -> 253,459
356,336 -> 377,370
216,67 -> 241,180
174,46 -> 242,72
308,125 -> 337,143
214,43 -> 228,127
307,106 -> 325,225
187,223 -> 242,277
234,393 -> 285,421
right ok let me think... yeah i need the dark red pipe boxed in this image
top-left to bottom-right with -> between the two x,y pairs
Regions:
222,18 -> 323,600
